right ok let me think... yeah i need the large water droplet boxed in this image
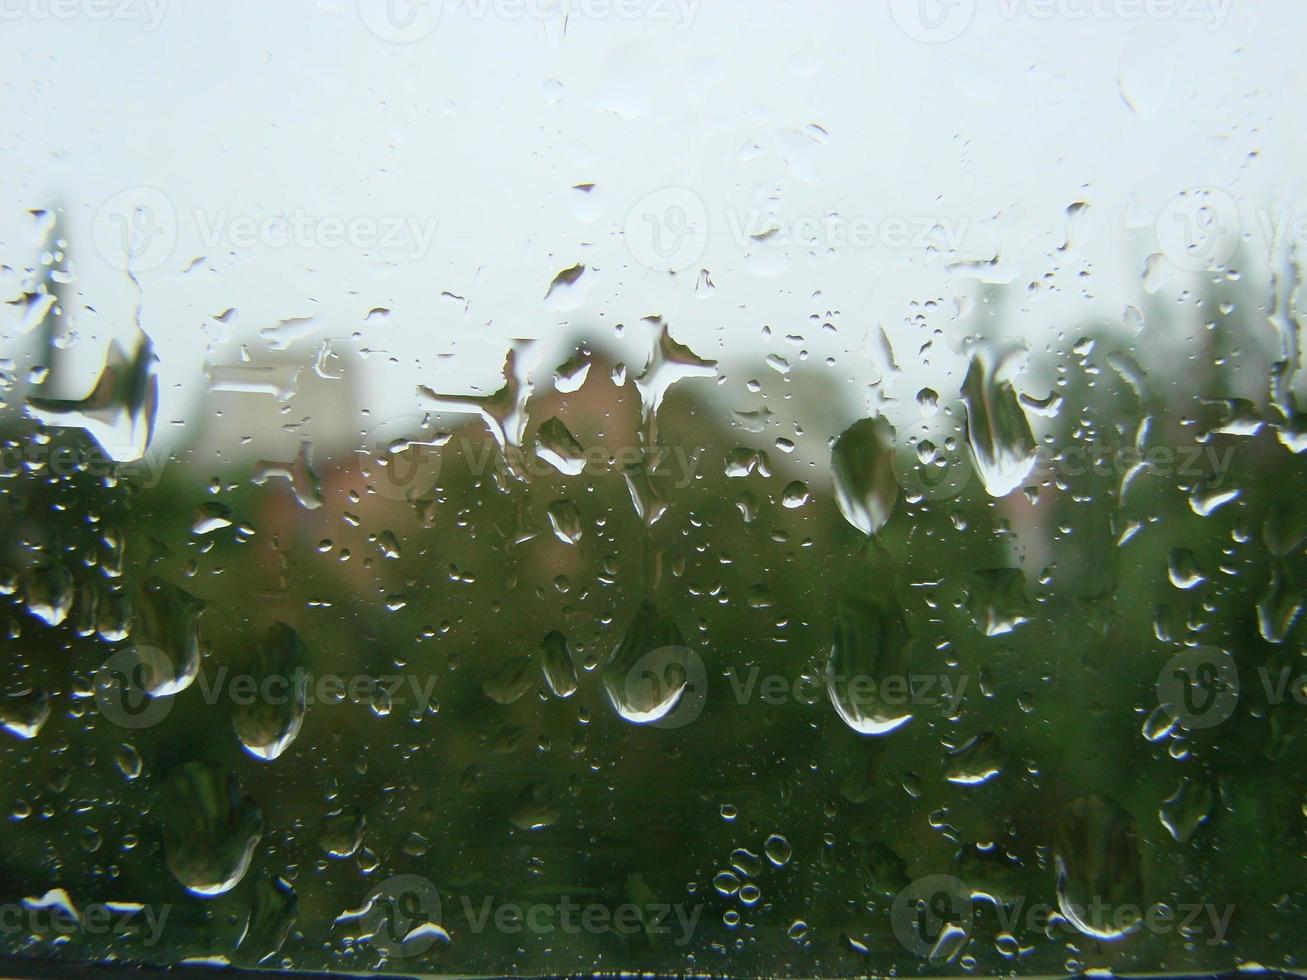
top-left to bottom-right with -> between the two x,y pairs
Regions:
535,418 -> 586,476
540,631 -> 578,698
945,732 -> 1004,785
603,602 -> 701,726
27,333 -> 158,462
161,761 -> 263,897
1054,795 -> 1143,941
130,577 -> 206,696
546,498 -> 584,545
830,416 -> 897,536
960,350 -> 1037,497
232,622 -> 308,762
319,806 -> 365,858
826,590 -> 914,735
1257,558 -> 1302,643
0,689 -> 51,740
239,876 -> 298,964
965,569 -> 1033,637
24,563 -> 74,626
419,341 -> 538,480
483,656 -> 534,705
632,323 -> 718,443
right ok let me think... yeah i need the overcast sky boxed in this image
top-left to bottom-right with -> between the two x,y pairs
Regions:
1,0 -> 1304,456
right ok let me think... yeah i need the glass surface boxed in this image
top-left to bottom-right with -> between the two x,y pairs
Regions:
0,2 -> 1305,976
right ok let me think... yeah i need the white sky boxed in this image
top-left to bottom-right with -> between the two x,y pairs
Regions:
1,0 -> 1304,457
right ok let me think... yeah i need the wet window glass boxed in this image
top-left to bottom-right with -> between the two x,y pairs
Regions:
0,2 -> 1304,977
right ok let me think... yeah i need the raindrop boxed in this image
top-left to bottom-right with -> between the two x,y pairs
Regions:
960,349 -> 1037,498
827,590 -> 914,736
540,631 -> 578,698
232,622 -> 309,762
1054,795 -> 1143,941
161,761 -> 263,897
830,416 -> 897,535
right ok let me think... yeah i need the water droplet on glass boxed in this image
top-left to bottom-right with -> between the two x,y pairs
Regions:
1159,777 -> 1214,843
546,499 -> 584,545
319,806 -> 365,859
535,417 -> 587,476
232,622 -> 309,762
603,602 -> 700,726
827,590 -> 914,735
130,577 -> 206,696
540,631 -> 578,699
945,732 -> 1004,786
764,833 -> 792,867
830,416 -> 897,535
0,689 -> 50,740
1054,795 -> 1143,941
161,761 -> 263,897
960,350 -> 1037,498
965,569 -> 1033,637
